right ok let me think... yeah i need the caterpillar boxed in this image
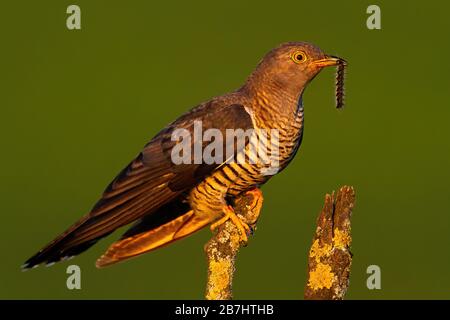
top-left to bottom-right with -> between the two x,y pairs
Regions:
335,58 -> 347,109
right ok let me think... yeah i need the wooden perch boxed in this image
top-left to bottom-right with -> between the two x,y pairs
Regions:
304,186 -> 355,300
204,185 -> 355,300
204,189 -> 263,300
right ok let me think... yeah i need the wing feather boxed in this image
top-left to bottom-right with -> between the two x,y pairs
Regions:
23,101 -> 254,268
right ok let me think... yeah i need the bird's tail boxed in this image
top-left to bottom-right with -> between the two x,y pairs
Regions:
23,197 -> 212,269
96,209 -> 212,268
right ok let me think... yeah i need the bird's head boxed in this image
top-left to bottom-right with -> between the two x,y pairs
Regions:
244,42 -> 345,101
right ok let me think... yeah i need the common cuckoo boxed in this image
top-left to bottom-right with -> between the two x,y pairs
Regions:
23,42 -> 346,269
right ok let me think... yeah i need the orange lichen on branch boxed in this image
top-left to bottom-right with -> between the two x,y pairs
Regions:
308,263 -> 334,291
204,189 -> 264,300
304,186 -> 355,300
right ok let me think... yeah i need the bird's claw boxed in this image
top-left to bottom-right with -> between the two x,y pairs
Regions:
211,205 -> 251,243
248,224 -> 255,235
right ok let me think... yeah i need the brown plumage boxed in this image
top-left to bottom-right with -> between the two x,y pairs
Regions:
23,42 -> 346,269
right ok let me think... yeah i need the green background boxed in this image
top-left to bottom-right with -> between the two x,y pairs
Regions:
1,1 -> 449,299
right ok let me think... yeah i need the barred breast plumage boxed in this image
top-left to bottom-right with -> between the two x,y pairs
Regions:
189,90 -> 305,222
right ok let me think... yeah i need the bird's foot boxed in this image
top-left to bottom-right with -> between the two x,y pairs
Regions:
210,205 -> 251,243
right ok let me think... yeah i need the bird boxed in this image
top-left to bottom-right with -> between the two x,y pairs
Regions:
23,42 -> 346,269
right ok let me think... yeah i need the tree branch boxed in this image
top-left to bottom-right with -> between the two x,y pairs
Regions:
204,189 -> 263,300
304,186 -> 355,300
203,186 -> 355,300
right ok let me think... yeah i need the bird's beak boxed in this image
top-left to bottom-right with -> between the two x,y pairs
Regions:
313,55 -> 346,68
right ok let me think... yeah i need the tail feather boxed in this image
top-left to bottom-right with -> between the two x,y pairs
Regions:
22,220 -> 112,270
21,151 -> 181,270
96,210 -> 212,268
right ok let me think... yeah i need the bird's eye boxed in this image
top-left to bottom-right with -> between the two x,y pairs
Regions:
291,51 -> 307,64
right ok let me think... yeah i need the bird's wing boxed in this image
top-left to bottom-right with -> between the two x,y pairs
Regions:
23,102 -> 254,268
